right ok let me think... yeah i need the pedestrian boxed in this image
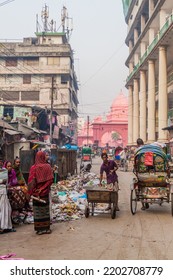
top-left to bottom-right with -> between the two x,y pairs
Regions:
13,157 -> 26,186
119,147 -> 128,170
4,161 -> 18,187
28,151 -> 53,235
13,157 -> 31,210
43,149 -> 51,164
0,165 -> 16,234
100,152 -> 119,211
3,161 -> 27,222
136,138 -> 144,148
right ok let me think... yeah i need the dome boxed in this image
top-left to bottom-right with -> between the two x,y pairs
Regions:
93,116 -> 102,123
111,90 -> 128,110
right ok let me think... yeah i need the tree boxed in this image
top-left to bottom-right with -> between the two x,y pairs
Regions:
111,131 -> 120,142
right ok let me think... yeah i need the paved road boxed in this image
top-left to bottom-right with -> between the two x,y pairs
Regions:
1,156 -> 173,260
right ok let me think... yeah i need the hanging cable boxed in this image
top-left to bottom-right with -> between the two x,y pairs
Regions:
0,0 -> 15,7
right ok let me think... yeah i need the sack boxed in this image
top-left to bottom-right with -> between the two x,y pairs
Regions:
8,188 -> 26,210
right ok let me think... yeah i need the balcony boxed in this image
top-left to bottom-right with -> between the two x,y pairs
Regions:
126,14 -> 173,84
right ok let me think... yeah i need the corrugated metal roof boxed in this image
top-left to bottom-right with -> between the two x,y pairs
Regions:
4,129 -> 23,135
0,120 -> 16,130
20,123 -> 47,134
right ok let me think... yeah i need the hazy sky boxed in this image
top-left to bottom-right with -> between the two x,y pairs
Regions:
0,0 -> 129,120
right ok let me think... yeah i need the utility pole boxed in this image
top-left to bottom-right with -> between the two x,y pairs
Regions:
87,115 -> 89,145
50,76 -> 55,143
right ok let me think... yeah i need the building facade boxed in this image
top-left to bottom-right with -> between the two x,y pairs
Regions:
0,31 -> 78,141
77,91 -> 128,147
123,0 -> 173,145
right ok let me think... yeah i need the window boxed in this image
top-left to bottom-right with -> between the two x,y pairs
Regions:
21,91 -> 39,101
5,58 -> 17,67
47,57 -> 60,65
23,75 -> 31,84
61,74 -> 69,84
23,58 -> 39,66
2,91 -> 19,101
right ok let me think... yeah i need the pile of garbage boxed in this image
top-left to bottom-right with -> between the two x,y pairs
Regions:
51,172 -> 100,222
13,171 -> 110,225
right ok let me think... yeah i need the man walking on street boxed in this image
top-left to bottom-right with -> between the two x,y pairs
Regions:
100,152 -> 119,211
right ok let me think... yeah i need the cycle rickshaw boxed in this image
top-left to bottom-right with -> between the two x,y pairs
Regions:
130,144 -> 173,215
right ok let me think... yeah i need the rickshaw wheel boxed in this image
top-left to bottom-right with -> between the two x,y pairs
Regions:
85,206 -> 90,218
171,193 -> 173,216
111,205 -> 116,219
130,189 -> 137,215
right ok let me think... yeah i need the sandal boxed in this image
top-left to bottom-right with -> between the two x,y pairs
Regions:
36,229 -> 52,235
0,228 -> 16,234
46,229 -> 52,234
36,231 -> 44,235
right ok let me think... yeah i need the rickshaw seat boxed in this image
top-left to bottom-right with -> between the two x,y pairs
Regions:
137,171 -> 168,184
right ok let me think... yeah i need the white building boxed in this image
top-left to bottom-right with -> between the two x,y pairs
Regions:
123,0 -> 173,145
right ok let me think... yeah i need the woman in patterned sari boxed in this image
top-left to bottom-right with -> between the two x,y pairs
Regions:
13,157 -> 31,210
28,151 -> 53,235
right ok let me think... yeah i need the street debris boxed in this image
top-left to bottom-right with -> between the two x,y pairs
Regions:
20,171 -> 100,224
51,172 -> 100,222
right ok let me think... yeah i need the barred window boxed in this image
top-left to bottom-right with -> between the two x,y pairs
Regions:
61,74 -> 69,84
23,75 -> 31,84
2,91 -> 19,101
21,91 -> 39,101
5,58 -> 17,67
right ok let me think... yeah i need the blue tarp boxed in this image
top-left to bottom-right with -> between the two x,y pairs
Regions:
64,144 -> 78,150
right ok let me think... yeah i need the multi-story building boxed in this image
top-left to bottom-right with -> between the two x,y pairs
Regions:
122,0 -> 173,145
0,20 -> 78,141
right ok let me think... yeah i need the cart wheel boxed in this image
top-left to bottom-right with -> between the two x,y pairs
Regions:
130,189 -> 137,215
91,203 -> 94,216
111,206 -> 116,219
145,202 -> 149,209
85,206 -> 90,218
171,193 -> 173,216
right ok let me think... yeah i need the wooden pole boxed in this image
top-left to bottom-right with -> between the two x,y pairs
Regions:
87,115 -> 89,145
50,76 -> 54,143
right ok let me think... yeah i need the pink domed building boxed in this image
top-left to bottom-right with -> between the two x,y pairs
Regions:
78,91 -> 128,147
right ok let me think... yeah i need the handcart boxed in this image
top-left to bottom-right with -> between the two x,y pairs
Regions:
85,186 -> 118,219
130,144 -> 173,215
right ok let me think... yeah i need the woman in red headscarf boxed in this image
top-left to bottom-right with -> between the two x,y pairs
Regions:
28,151 -> 53,235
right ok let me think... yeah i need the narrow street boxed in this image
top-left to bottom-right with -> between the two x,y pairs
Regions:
1,156 -> 173,260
